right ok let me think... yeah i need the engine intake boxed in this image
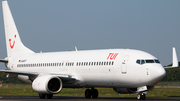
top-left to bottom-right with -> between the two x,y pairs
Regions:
32,75 -> 62,94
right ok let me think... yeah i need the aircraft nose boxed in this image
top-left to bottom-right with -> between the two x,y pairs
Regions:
150,65 -> 166,84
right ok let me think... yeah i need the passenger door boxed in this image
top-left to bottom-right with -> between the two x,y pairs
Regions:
121,55 -> 129,74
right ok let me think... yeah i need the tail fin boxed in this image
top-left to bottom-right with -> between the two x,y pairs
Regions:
2,1 -> 34,57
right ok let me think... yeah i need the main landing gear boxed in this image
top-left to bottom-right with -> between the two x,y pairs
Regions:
137,93 -> 146,100
39,94 -> 53,99
85,88 -> 98,98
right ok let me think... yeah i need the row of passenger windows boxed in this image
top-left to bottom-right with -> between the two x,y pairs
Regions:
76,61 -> 114,66
17,62 -> 64,67
17,61 -> 114,67
136,59 -> 160,65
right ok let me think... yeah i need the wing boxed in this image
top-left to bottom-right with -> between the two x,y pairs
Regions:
0,70 -> 76,83
0,70 -> 39,76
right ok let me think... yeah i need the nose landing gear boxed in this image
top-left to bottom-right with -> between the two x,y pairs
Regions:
85,88 -> 98,98
137,93 -> 146,100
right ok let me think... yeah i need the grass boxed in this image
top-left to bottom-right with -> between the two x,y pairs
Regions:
0,84 -> 180,97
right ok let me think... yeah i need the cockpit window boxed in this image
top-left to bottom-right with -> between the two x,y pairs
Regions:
136,60 -> 140,64
155,60 -> 160,63
145,60 -> 155,63
136,59 -> 160,65
136,60 -> 145,65
141,60 -> 145,64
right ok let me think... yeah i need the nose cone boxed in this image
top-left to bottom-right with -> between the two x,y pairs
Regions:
150,64 -> 166,85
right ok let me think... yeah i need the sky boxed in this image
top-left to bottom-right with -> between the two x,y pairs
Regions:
0,0 -> 180,69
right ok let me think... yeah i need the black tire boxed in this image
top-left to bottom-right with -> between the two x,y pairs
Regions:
137,93 -> 146,100
39,94 -> 45,99
47,94 -> 53,99
85,89 -> 91,98
142,93 -> 146,100
92,89 -> 98,98
137,93 -> 141,100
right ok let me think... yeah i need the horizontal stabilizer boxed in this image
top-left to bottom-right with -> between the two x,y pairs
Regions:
0,59 -> 8,63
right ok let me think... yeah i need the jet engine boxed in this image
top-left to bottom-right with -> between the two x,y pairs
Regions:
32,75 -> 62,94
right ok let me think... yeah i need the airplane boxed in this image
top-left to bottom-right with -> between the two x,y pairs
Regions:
0,1 -> 178,100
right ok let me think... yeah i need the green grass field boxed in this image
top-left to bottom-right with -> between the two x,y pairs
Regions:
0,84 -> 180,97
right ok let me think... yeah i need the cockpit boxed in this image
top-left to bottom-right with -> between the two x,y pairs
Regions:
136,59 -> 160,65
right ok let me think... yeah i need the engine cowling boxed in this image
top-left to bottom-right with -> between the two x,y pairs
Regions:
32,75 -> 62,94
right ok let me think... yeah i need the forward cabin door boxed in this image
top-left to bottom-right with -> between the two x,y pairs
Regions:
121,55 -> 129,74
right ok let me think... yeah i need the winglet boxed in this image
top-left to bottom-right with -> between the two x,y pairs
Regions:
172,47 -> 179,67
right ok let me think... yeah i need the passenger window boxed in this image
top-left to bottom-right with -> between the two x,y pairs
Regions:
81,62 -> 83,66
106,62 -> 109,65
104,62 -> 106,65
94,62 -> 96,65
109,61 -> 111,65
99,62 -> 101,65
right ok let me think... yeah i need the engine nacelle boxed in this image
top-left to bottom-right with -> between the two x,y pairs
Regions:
113,86 -> 154,94
32,75 -> 62,94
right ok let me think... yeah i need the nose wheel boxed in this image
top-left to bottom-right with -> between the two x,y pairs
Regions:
85,88 -> 98,98
137,93 -> 146,100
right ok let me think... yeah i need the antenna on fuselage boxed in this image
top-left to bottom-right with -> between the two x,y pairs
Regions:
75,47 -> 78,51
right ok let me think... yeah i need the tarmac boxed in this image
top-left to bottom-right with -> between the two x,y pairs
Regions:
0,95 -> 180,101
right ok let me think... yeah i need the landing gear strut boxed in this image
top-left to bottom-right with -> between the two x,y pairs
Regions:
137,93 -> 146,100
85,88 -> 98,98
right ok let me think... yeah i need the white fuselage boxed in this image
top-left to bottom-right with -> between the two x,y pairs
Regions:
7,49 -> 166,88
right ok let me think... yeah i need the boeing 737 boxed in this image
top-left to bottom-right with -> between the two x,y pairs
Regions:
0,1 -> 178,100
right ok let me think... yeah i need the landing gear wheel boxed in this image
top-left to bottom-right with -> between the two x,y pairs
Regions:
142,94 -> 145,100
92,89 -> 98,98
47,94 -> 53,99
137,93 -> 146,100
85,89 -> 92,98
39,94 -> 45,99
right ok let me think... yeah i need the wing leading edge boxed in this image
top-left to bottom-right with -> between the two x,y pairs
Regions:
0,70 -> 76,83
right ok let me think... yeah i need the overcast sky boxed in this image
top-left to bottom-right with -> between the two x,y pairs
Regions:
0,0 -> 180,69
